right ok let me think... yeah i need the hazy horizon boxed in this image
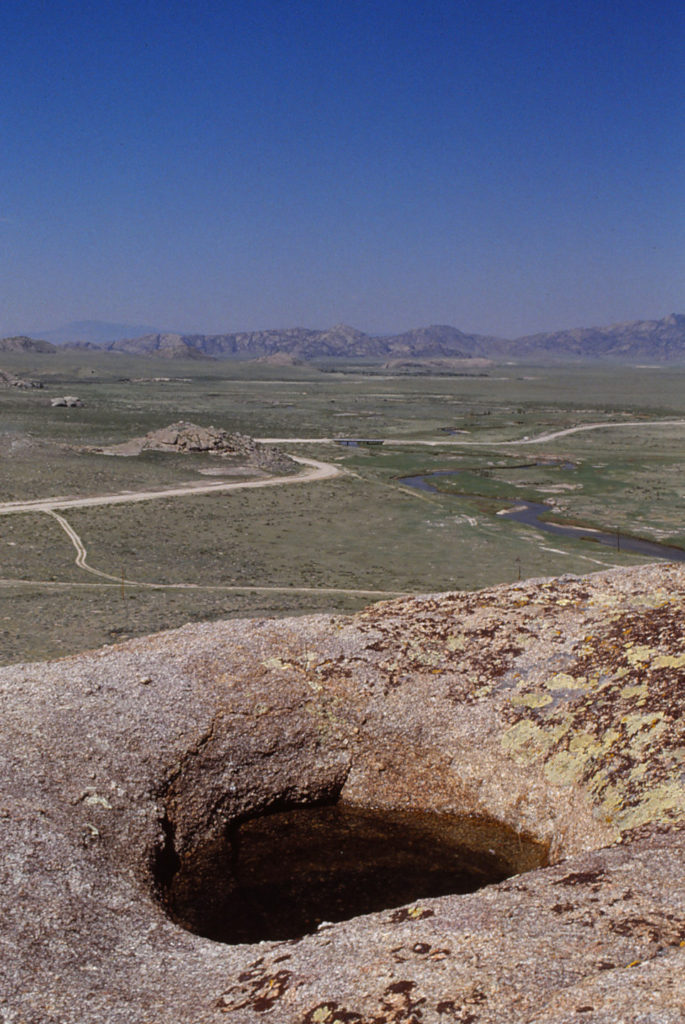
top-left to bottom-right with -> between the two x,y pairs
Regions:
7,309 -> 684,349
2,1 -> 683,339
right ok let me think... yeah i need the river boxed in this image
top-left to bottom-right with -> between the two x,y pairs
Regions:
399,472 -> 685,563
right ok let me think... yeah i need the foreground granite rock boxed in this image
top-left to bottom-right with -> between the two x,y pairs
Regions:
1,563 -> 683,1023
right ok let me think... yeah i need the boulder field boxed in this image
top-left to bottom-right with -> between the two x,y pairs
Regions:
1,563 -> 683,1023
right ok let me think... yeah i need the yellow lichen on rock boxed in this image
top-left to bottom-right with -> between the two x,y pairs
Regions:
652,652 -> 685,669
568,731 -> 596,753
622,711 -> 666,740
614,781 -> 685,831
544,750 -> 585,785
545,672 -> 588,691
501,720 -> 555,763
625,644 -> 654,666
510,691 -> 553,709
620,682 -> 648,699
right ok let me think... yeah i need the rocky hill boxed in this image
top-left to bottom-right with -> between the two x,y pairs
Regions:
0,562 -> 683,1022
105,333 -> 212,359
0,335 -> 56,353
378,323 -> 492,357
513,312 -> 685,361
95,421 -> 296,474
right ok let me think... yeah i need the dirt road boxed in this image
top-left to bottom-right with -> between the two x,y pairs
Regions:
256,418 -> 685,448
0,456 -> 340,516
1,456 -> 408,599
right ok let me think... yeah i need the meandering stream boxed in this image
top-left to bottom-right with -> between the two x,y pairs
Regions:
399,472 -> 685,563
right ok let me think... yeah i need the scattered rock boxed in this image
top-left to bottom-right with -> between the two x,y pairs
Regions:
252,350 -> 303,366
0,368 -> 43,388
143,422 -> 243,452
382,357 -> 493,374
0,563 -> 683,1022
50,395 -> 84,407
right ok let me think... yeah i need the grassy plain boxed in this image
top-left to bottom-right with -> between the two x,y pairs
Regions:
1,349 -> 684,664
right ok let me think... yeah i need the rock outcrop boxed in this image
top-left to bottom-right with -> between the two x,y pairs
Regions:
381,357 -> 493,374
0,563 -> 683,1022
97,421 -> 296,474
0,335 -> 56,353
0,368 -> 43,388
50,394 -> 84,407
108,332 -> 212,359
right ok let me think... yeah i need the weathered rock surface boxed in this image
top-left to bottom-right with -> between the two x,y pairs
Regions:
1,563 -> 683,1023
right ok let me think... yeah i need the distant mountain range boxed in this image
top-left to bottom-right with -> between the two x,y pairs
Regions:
508,313 -> 685,361
103,323 -> 497,360
3,313 -> 685,362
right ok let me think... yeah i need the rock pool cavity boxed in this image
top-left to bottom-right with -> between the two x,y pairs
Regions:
160,803 -> 549,944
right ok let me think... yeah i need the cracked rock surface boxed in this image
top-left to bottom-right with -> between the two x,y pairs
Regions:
1,563 -> 684,1023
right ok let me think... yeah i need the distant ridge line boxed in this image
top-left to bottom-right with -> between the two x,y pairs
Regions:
3,313 -> 685,362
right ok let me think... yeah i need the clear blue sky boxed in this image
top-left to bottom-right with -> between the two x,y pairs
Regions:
1,0 -> 683,337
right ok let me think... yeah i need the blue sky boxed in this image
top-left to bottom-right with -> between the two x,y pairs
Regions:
1,0 -> 683,337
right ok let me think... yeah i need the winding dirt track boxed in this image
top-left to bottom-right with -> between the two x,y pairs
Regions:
4,420 -> 684,596
45,509 -> 115,581
0,457 -> 407,598
0,456 -> 339,516
256,417 -> 685,447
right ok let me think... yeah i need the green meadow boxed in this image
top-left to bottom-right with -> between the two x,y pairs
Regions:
1,349 -> 684,664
